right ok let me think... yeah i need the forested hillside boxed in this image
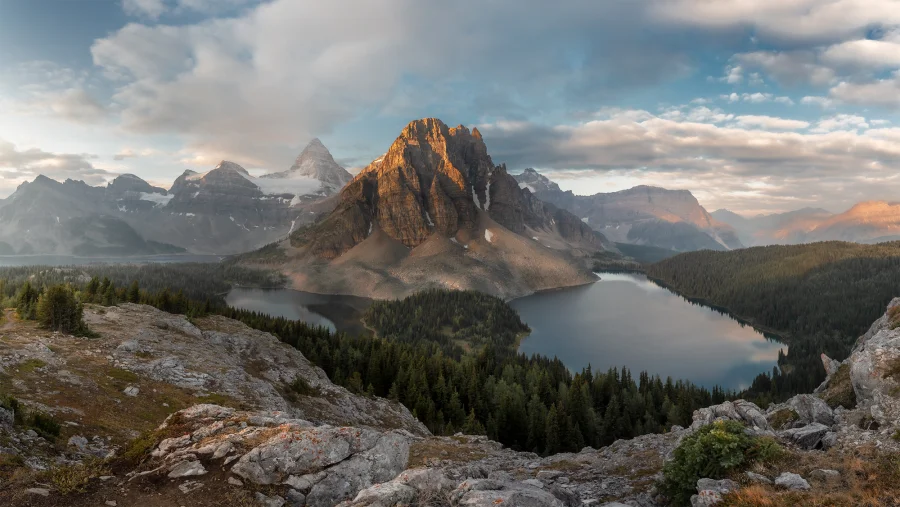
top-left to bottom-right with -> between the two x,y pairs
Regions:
647,241 -> 900,399
364,289 -> 530,356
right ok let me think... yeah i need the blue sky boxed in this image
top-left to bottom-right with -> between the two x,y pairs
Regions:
2,0 -> 900,214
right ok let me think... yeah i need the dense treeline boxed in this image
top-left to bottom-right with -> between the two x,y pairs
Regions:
0,263 -> 284,306
647,241 -> 900,401
364,289 -> 530,357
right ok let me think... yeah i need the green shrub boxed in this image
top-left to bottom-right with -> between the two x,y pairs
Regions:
659,420 -> 783,506
27,411 -> 62,440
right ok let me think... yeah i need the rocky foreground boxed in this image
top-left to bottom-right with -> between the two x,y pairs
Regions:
1,300 -> 900,506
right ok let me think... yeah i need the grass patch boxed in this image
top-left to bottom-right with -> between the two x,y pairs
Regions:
820,363 -> 857,409
17,359 -> 46,374
195,392 -> 239,407
283,376 -> 321,403
888,305 -> 900,330
46,458 -> 110,495
768,408 -> 800,430
106,367 -> 139,383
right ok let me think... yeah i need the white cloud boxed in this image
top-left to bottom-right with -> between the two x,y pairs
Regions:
480,109 -> 900,212
732,115 -> 810,130
810,114 -> 869,133
0,139 -> 114,195
830,72 -> 900,108
651,0 -> 900,42
801,96 -> 836,108
122,0 -> 167,19
722,65 -> 743,84
821,39 -> 900,70
735,51 -> 836,86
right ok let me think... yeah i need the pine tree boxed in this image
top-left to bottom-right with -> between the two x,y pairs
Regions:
127,281 -> 140,303
544,404 -> 561,455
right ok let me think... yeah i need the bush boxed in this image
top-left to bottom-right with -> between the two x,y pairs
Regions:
659,420 -> 783,506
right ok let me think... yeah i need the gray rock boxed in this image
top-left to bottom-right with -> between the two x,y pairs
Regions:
785,395 -> 835,426
123,386 -> 140,397
821,431 -> 838,449
339,468 -> 455,507
780,423 -> 830,450
774,472 -> 811,491
105,501 -> 117,506
696,478 -> 737,494
0,407 -> 13,427
691,400 -> 770,431
691,491 -> 722,507
26,488 -> 50,497
522,478 -> 545,488
548,484 -> 580,507
68,435 -> 89,452
167,460 -> 207,478
449,479 -> 567,506
256,493 -> 286,507
745,472 -> 772,484
285,489 -> 306,507
227,476 -> 243,486
536,470 -> 565,481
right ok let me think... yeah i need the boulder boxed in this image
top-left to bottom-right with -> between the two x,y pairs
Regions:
784,395 -> 834,426
167,460 -> 207,478
691,401 -> 770,431
779,423 -> 830,450
339,468 -> 455,507
745,472 -> 771,484
774,472 -> 810,491
691,478 -> 737,506
448,479 -> 569,506
0,407 -> 13,428
809,469 -> 841,485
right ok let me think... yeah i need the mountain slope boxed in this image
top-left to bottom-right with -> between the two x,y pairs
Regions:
0,140 -> 351,256
712,207 -> 834,246
514,169 -> 742,251
244,118 -> 611,299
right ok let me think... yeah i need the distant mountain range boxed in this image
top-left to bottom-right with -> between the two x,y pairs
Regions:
0,139 -> 349,256
513,168 -> 743,252
712,203 -> 900,246
238,118 -> 612,299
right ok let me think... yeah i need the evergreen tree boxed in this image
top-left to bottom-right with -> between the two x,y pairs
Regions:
127,281 -> 140,303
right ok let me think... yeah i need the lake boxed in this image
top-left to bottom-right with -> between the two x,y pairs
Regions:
225,288 -> 373,336
226,274 -> 784,390
510,273 -> 783,390
0,254 -> 226,267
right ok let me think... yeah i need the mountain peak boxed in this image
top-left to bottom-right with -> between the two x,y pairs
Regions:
262,138 -> 351,193
214,160 -> 250,176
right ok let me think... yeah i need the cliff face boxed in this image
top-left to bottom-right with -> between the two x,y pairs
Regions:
297,118 -> 606,260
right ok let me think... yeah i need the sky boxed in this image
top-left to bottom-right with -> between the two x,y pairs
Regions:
2,0 -> 900,215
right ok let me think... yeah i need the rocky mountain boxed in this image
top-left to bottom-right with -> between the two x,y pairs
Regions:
245,118 -> 612,299
0,140 -> 350,256
514,169 -> 743,252
4,299 -> 900,505
713,203 -> 900,246
263,138 -> 353,193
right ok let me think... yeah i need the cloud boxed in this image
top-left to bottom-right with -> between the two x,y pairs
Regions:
477,108 -> 900,212
829,73 -> 900,108
651,0 -> 900,43
88,0 -> 736,168
820,39 -> 900,71
113,148 -> 158,161
800,96 -> 835,108
810,114 -> 869,133
721,65 -> 743,84
735,51 -> 836,86
732,115 -> 810,130
0,139 -> 114,195
122,0 -> 167,19
17,88 -> 108,124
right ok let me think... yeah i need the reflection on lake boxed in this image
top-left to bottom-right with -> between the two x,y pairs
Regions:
510,272 -> 784,390
225,288 -> 372,335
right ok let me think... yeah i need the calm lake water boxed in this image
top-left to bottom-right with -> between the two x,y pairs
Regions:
0,254 -> 225,267
226,274 -> 784,390
510,273 -> 783,390
225,288 -> 372,336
